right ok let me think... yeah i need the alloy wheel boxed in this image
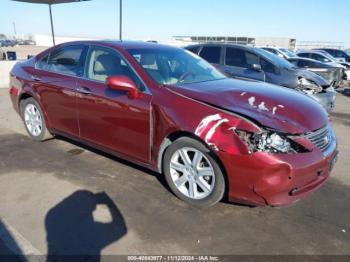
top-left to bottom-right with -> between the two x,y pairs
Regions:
24,104 -> 43,137
170,147 -> 215,200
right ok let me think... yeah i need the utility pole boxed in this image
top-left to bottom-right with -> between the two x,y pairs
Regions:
13,22 -> 17,38
119,0 -> 122,40
49,4 -> 56,46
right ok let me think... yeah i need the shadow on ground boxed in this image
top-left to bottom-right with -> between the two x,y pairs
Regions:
45,190 -> 127,262
0,133 -> 349,255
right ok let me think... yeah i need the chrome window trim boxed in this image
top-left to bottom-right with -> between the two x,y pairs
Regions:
34,43 -> 152,95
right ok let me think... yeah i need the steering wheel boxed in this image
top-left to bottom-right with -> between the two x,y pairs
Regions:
178,72 -> 195,83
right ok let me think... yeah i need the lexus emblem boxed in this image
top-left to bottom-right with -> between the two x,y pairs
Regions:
324,135 -> 329,144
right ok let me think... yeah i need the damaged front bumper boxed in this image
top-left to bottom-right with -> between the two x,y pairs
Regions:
218,128 -> 338,207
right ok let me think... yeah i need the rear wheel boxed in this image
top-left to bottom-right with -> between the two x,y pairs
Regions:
21,98 -> 53,141
163,137 -> 225,207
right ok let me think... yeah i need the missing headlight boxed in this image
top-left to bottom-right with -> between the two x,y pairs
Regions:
236,130 -> 308,154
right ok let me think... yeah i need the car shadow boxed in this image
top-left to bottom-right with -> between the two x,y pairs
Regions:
45,190 -> 127,262
54,135 -> 234,205
54,135 -> 181,200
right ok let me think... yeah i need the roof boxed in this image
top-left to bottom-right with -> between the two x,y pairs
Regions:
12,0 -> 90,4
185,42 -> 250,49
54,40 -> 181,50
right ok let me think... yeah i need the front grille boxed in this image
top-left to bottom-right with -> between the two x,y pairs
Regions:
304,125 -> 332,152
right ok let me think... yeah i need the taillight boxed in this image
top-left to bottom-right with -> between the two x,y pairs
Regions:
9,86 -> 19,96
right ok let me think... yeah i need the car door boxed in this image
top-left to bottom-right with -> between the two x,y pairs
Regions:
222,47 -> 265,81
33,44 -> 87,137
75,45 -> 152,162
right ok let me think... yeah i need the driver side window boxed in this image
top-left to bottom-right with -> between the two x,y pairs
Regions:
86,46 -> 144,91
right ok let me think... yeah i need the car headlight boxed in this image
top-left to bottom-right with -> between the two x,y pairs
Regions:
235,130 -> 307,154
297,77 -> 322,94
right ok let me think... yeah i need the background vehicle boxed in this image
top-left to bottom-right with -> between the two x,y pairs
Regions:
288,57 -> 346,87
316,48 -> 350,63
297,50 -> 350,80
186,43 -> 336,112
0,48 -> 6,60
9,41 -> 338,207
0,39 -> 17,47
261,47 -> 297,59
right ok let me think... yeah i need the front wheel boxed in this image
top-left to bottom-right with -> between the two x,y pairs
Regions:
20,98 -> 53,141
163,137 -> 225,207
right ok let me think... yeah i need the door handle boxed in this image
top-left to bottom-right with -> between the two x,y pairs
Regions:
31,75 -> 41,82
77,86 -> 92,95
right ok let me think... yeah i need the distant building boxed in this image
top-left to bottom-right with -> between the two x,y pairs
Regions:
296,41 -> 345,50
172,36 -> 296,49
172,36 -> 347,51
173,36 -> 256,45
254,37 -> 296,50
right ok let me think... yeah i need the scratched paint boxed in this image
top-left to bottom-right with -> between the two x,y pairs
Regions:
195,114 -> 252,154
258,102 -> 269,111
245,93 -> 285,116
248,97 -> 256,108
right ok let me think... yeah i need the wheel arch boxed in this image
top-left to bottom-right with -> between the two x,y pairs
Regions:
18,91 -> 51,129
157,131 -> 228,188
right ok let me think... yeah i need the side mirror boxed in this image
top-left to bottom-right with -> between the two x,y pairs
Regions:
252,64 -> 262,72
106,75 -> 141,99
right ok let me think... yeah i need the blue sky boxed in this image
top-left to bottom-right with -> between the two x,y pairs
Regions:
1,0 -> 349,47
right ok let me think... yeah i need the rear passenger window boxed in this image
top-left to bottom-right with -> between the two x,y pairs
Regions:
199,46 -> 221,64
225,48 -> 246,67
47,45 -> 85,76
225,48 -> 258,68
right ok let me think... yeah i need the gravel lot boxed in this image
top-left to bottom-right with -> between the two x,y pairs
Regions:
0,87 -> 349,258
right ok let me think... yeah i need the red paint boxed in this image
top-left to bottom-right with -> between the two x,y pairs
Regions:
9,41 -> 338,206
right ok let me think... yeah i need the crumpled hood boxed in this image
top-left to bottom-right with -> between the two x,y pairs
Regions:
170,78 -> 329,134
295,68 -> 329,86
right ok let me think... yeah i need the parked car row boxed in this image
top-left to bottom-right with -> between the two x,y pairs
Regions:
185,43 -> 336,112
297,50 -> 350,80
9,40 -> 338,207
0,39 -> 35,47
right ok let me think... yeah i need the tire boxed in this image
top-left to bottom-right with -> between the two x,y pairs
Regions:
20,97 -> 53,142
163,137 -> 225,207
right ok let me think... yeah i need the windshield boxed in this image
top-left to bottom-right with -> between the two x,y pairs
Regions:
256,48 -> 297,69
126,48 -> 226,85
346,50 -> 350,56
279,48 -> 298,58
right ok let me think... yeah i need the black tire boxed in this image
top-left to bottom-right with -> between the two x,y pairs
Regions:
163,137 -> 225,207
20,97 -> 53,142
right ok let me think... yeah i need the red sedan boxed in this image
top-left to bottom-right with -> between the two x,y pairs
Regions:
9,41 -> 338,207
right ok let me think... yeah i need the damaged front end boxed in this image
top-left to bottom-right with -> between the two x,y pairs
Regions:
235,129 -> 308,154
296,77 -> 336,113
193,110 -> 337,207
296,77 -> 323,95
